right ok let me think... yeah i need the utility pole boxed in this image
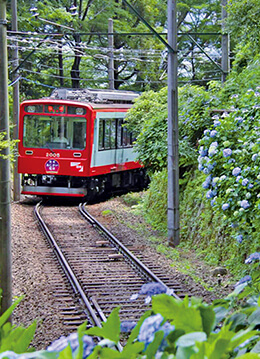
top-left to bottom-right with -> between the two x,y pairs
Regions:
167,0 -> 179,247
108,18 -> 115,90
221,0 -> 229,83
12,0 -> 20,202
0,0 -> 12,316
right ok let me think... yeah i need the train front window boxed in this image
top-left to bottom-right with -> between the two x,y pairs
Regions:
23,115 -> 86,150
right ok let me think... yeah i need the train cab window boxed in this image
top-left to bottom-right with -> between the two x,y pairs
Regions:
23,115 -> 86,150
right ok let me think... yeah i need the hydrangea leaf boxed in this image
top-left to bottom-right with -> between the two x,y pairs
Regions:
198,306 -> 216,336
248,308 -> 260,325
152,294 -> 181,320
85,307 -> 120,343
144,330 -> 164,357
175,332 -> 207,348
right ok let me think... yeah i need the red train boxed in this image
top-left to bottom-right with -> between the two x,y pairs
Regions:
18,88 -> 148,199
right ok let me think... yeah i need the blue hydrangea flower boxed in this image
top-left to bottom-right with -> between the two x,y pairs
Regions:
236,234 -> 243,243
241,200 -> 250,209
210,198 -> 216,207
138,314 -> 174,351
130,282 -> 173,302
138,314 -> 164,348
203,129 -> 210,136
222,203 -> 230,211
202,175 -> 212,189
223,148 -> 232,157
219,175 -> 227,181
203,168 -> 210,174
206,190 -> 215,199
199,146 -> 208,157
198,164 -> 203,171
248,183 -> 254,189
232,167 -> 241,176
235,275 -> 252,287
0,352 -> 19,359
208,146 -> 217,157
121,321 -> 136,333
252,153 -> 258,161
242,178 -> 249,186
211,141 -> 218,147
212,177 -> 219,187
210,130 -> 217,138
213,120 -> 221,127
47,333 -> 95,358
236,176 -> 242,183
228,158 -> 235,164
231,223 -> 238,228
236,117 -> 243,123
245,252 -> 260,264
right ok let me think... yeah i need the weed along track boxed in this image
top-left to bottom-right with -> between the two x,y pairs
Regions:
35,202 -> 190,336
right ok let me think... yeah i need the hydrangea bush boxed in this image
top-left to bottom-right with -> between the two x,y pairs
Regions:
198,88 -> 260,260
2,269 -> 260,359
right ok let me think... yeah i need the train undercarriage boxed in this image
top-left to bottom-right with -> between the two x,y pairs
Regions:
22,168 -> 149,201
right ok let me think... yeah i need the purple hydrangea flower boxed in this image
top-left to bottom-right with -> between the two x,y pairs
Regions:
245,252 -> 260,264
235,275 -> 252,287
236,234 -> 243,243
232,167 -> 241,176
242,178 -> 249,186
222,203 -> 230,211
121,321 -> 136,333
223,148 -> 232,157
47,333 -> 95,358
241,200 -> 250,209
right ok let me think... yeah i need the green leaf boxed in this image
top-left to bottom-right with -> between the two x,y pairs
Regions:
152,294 -> 182,320
86,307 -> 121,343
58,343 -> 73,359
176,332 -> 207,348
251,339 -> 260,353
198,306 -> 216,336
145,330 -> 164,357
248,309 -> 260,325
14,320 -> 37,353
126,310 -> 152,345
0,296 -> 24,327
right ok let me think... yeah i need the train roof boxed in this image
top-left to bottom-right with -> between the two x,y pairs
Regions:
48,88 -> 140,105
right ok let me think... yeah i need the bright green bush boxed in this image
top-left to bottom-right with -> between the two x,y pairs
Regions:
125,85 -> 217,171
0,290 -> 36,353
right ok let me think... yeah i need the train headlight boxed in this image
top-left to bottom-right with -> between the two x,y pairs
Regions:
27,178 -> 35,186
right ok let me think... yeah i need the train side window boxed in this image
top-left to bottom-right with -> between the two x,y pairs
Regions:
110,120 -> 116,149
99,120 -> 105,150
73,121 -> 86,149
104,120 -> 111,149
117,119 -> 123,148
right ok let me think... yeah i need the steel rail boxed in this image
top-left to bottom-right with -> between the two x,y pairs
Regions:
79,203 -> 181,300
34,202 -> 103,328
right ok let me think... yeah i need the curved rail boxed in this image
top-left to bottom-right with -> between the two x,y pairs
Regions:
35,202 -> 103,328
79,203 -> 181,300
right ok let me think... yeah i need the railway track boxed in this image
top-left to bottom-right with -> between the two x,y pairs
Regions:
35,202 -> 187,342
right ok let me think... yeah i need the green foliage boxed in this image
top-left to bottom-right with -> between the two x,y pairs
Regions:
126,85 -> 216,171
0,291 -> 36,353
198,88 -> 260,261
0,132 -> 19,162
